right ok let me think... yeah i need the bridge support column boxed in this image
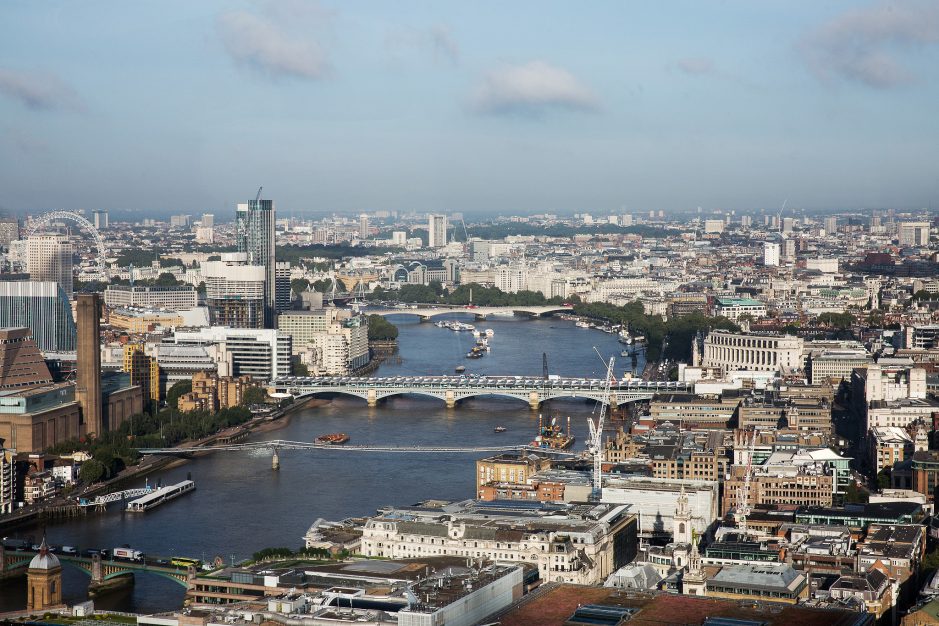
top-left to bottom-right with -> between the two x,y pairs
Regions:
608,393 -> 619,410
91,554 -> 103,584
529,391 -> 540,410
367,389 -> 378,407
445,391 -> 456,409
271,448 -> 280,471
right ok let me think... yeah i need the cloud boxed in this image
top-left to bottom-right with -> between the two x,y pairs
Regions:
431,25 -> 459,65
676,57 -> 715,76
0,68 -> 83,111
472,61 -> 599,116
217,9 -> 328,80
801,0 -> 939,88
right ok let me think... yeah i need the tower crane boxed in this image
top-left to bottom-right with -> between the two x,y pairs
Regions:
587,356 -> 616,498
734,426 -> 759,535
255,186 -> 263,203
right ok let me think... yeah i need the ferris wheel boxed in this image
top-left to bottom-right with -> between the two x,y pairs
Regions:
28,210 -> 108,280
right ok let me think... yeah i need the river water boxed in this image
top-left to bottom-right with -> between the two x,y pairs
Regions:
0,315 -> 644,612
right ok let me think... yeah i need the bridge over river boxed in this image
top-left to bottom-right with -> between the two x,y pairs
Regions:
270,375 -> 690,409
1,547 -> 196,589
365,304 -> 573,321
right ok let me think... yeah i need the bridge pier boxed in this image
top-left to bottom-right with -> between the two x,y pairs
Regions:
367,389 -> 378,407
529,391 -> 541,411
445,391 -> 456,409
271,448 -> 280,471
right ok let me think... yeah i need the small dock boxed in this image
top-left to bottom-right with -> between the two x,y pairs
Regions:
126,480 -> 195,512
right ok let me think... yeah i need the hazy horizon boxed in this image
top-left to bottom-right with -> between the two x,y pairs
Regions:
2,1 -> 938,215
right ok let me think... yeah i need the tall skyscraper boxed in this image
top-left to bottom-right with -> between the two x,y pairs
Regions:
27,234 -> 73,295
201,213 -> 215,228
823,216 -> 837,234
359,214 -> 369,239
428,214 -> 448,248
75,293 -> 102,437
236,197 -> 278,327
92,210 -> 109,229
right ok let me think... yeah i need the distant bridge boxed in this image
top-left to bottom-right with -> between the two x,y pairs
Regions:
1,549 -> 194,587
365,304 -> 573,321
270,375 -> 689,409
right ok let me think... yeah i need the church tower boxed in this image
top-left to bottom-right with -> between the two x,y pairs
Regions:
682,536 -> 707,596
673,485 -> 692,545
26,538 -> 62,610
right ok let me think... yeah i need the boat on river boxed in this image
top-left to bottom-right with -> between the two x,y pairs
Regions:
315,433 -> 350,445
494,426 -> 507,433
530,415 -> 575,450
126,480 -> 195,513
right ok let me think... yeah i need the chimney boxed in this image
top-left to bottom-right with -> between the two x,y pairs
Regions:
76,293 -> 102,436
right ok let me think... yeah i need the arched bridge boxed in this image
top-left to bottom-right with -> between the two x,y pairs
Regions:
365,304 -> 573,321
1,547 -> 195,587
270,375 -> 689,409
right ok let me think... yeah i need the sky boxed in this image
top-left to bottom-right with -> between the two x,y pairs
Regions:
1,0 -> 938,217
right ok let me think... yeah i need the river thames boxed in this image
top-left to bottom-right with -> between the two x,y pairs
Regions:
0,315 -> 644,611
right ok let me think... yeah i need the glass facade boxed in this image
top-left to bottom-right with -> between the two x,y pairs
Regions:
0,281 -> 76,352
236,199 -> 277,327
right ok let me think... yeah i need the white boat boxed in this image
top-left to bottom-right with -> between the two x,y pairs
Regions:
472,330 -> 481,337
575,321 -> 591,328
485,329 -> 494,337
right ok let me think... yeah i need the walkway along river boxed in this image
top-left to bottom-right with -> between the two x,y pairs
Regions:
0,315 -> 644,612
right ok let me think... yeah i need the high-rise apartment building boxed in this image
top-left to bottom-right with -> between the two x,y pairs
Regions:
201,213 -> 214,228
763,242 -> 780,267
236,197 -> 277,327
202,253 -> 266,329
0,218 -> 19,249
0,281 -> 76,352
823,216 -> 837,234
359,214 -> 369,239
427,214 -> 448,248
170,214 -> 191,228
898,221 -> 930,247
92,210 -> 109,229
75,293 -> 102,436
27,235 -> 73,295
123,343 -> 160,404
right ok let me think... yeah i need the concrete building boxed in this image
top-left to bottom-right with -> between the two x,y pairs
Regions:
869,426 -> 914,476
427,214 -> 448,248
92,210 -> 109,229
763,242 -> 780,267
279,310 -> 369,375
701,330 -> 803,373
361,500 -> 637,585
165,327 -> 292,381
705,563 -> 808,604
358,213 -> 369,239
235,197 -> 278,327
0,384 -> 81,452
26,539 -> 62,610
807,349 -> 870,385
703,219 -> 724,234
496,265 -> 528,293
722,465 -> 834,515
601,477 -> 719,538
650,393 -> 741,429
75,293 -> 102,437
898,221 -> 930,247
178,371 -> 255,412
123,343 -> 160,404
823,216 -> 838,233
712,297 -> 767,321
103,284 -> 197,310
202,253 -> 267,329
27,234 -> 72,295
0,440 -> 14,514
109,308 -> 183,333
0,281 -> 75,353
0,217 -> 19,249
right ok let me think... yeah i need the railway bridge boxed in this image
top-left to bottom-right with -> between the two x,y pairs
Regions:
270,375 -> 689,409
365,304 -> 573,321
1,546 -> 194,588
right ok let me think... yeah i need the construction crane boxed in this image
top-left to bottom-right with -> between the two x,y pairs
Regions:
255,186 -> 263,203
587,356 -> 616,498
734,426 -> 759,534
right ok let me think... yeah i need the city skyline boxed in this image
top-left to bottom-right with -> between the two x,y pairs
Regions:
2,1 -> 938,215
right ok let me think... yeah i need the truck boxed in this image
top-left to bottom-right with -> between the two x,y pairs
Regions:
112,547 -> 144,561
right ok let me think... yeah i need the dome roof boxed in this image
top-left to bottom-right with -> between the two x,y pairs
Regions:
29,538 -> 60,570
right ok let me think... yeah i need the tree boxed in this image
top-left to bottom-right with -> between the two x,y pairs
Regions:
160,257 -> 184,268
79,459 -> 106,484
166,380 -> 192,409
242,386 -> 268,406
367,315 -> 399,341
291,278 -> 310,295
154,272 -> 182,287
293,360 -> 310,376
844,481 -> 869,504
876,469 -> 891,490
